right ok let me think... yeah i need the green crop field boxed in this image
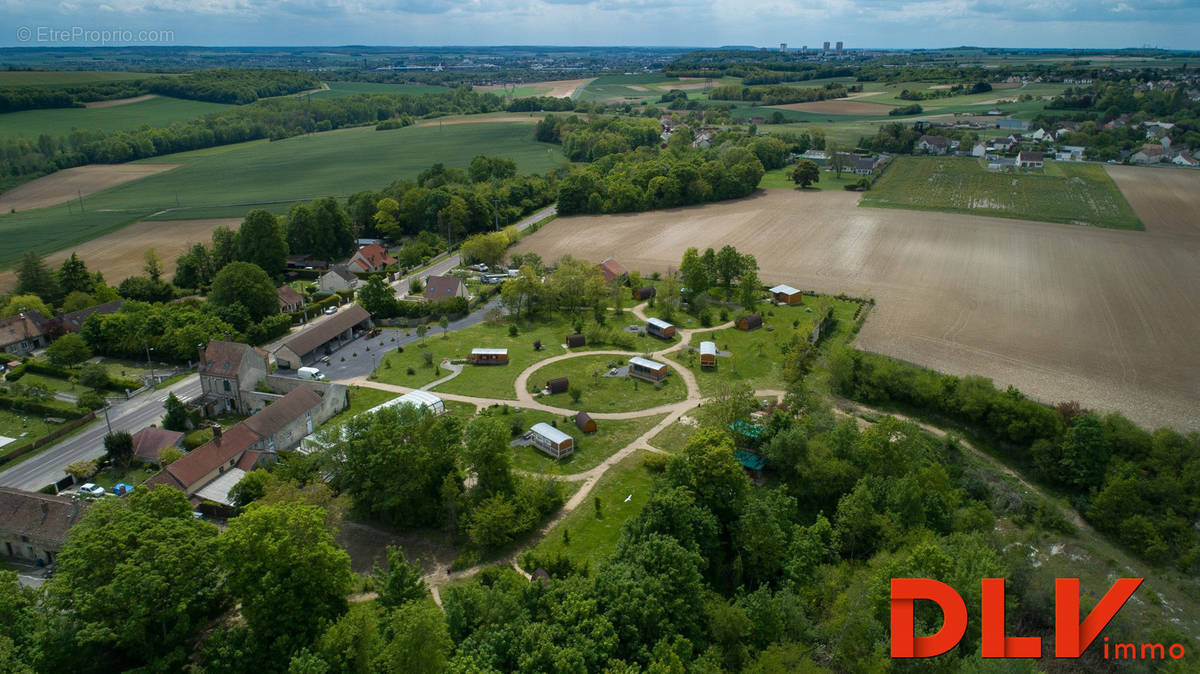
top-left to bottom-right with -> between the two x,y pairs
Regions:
861,156 -> 1143,229
0,71 -> 167,87
0,121 -> 568,268
577,74 -> 736,103
310,81 -> 452,98
0,96 -> 234,141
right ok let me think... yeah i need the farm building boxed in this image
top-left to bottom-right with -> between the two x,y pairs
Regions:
575,411 -> 596,433
367,389 -> 446,417
546,377 -> 569,394
274,305 -> 371,369
632,286 -> 656,300
769,285 -> 803,305
736,313 -> 763,331
629,356 -> 670,383
699,341 -> 718,369
598,258 -> 628,284
1016,151 -> 1044,169
646,317 -> 676,339
566,333 -> 586,348
529,422 -> 574,459
469,348 -> 508,365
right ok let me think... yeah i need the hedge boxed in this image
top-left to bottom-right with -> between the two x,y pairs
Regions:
0,395 -> 89,419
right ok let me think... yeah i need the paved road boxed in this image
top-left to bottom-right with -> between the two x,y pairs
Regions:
0,375 -> 201,491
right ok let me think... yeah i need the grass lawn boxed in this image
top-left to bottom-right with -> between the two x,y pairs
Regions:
498,407 -> 667,475
322,385 -> 400,428
666,298 -> 861,397
89,464 -> 157,491
0,96 -> 233,141
861,156 -> 1143,229
0,410 -> 59,459
527,450 -> 657,568
527,354 -> 686,412
372,313 -> 638,401
647,414 -> 700,452
760,166 -> 862,191
0,121 -> 568,269
14,372 -> 78,394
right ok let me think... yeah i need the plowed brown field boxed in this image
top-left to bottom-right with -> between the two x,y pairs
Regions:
512,188 -> 1200,430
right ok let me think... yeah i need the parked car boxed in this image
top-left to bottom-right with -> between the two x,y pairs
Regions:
78,483 -> 105,498
324,306 -> 338,315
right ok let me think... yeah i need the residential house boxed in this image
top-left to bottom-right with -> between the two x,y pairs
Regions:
1016,151 -> 1044,169
1172,152 -> 1199,168
54,299 -> 123,334
991,137 -> 1015,152
0,311 -> 48,356
851,156 -> 880,175
347,243 -> 396,274
917,135 -> 950,155
628,356 -> 669,383
769,284 -> 803,305
131,426 -> 184,466
971,142 -> 988,158
0,487 -> 88,565
274,304 -> 371,369
529,423 -> 573,459
1056,146 -> 1086,161
278,285 -> 304,314
1030,128 -> 1052,142
423,275 -> 468,302
197,340 -> 269,415
598,258 -> 628,285
1130,144 -> 1167,164
241,385 -> 324,454
318,265 -> 361,294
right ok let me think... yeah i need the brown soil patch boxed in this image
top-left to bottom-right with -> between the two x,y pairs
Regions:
0,217 -> 239,293
1104,165 -> 1200,238
512,190 -> 1200,431
769,99 -> 896,115
0,164 -> 179,213
84,94 -> 159,108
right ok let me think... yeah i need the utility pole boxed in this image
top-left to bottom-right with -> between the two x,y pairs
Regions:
145,345 -> 155,383
102,402 -> 113,435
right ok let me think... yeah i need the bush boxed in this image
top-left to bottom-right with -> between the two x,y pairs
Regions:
78,390 -> 105,410
642,452 -> 669,472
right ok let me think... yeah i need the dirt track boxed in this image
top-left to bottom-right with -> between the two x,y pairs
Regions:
0,218 -> 238,292
0,164 -> 179,213
84,94 -> 159,108
512,188 -> 1200,431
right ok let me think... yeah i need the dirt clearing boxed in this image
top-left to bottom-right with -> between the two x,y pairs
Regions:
0,217 -> 238,293
0,164 -> 179,213
1104,165 -> 1200,238
769,99 -> 896,115
512,190 -> 1200,431
84,94 -> 159,108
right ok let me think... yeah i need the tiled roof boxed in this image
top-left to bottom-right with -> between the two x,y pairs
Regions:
131,426 -> 184,462
241,386 -> 321,439
199,341 -> 267,376
423,275 -> 465,300
0,311 -> 47,345
276,304 -> 370,358
0,487 -> 87,545
277,285 -> 304,307
155,424 -> 261,490
59,299 -> 123,332
598,258 -> 627,283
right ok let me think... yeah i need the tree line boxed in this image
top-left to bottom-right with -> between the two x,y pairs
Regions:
830,348 -> 1200,569
535,114 -> 662,162
707,83 -> 849,106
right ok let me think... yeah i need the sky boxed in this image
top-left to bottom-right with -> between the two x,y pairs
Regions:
2,0 -> 1199,49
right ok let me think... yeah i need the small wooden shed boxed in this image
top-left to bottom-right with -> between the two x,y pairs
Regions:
699,341 -> 717,369
646,317 -> 676,340
469,348 -> 508,365
530,422 -> 574,459
575,411 -> 597,433
546,377 -> 569,394
769,284 -> 803,305
736,313 -> 763,331
632,286 -> 657,300
566,333 -> 586,348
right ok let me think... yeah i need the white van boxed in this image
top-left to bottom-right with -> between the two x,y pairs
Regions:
297,366 -> 324,381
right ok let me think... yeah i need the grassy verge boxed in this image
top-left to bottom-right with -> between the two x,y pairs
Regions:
647,414 -> 700,452
526,450 -> 657,569
501,408 -> 667,474
527,354 -> 686,412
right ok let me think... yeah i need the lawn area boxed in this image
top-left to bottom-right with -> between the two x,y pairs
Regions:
373,312 -> 639,401
527,450 -> 658,568
0,121 -> 568,268
14,372 -> 78,394
499,407 -> 667,475
0,96 -> 233,141
88,464 -> 157,491
860,156 -> 1143,229
647,414 -> 700,452
322,385 -> 400,428
666,298 -> 861,397
527,354 -> 686,412
0,410 -> 59,459
760,166 -> 862,191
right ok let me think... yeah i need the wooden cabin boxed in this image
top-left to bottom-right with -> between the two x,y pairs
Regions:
699,341 -> 717,369
566,333 -> 586,348
469,348 -> 508,365
769,284 -> 803,305
736,313 -> 762,331
646,317 -> 676,340
546,377 -> 569,394
575,411 -> 596,433
529,422 -> 574,459
632,286 -> 657,300
629,356 -> 669,383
